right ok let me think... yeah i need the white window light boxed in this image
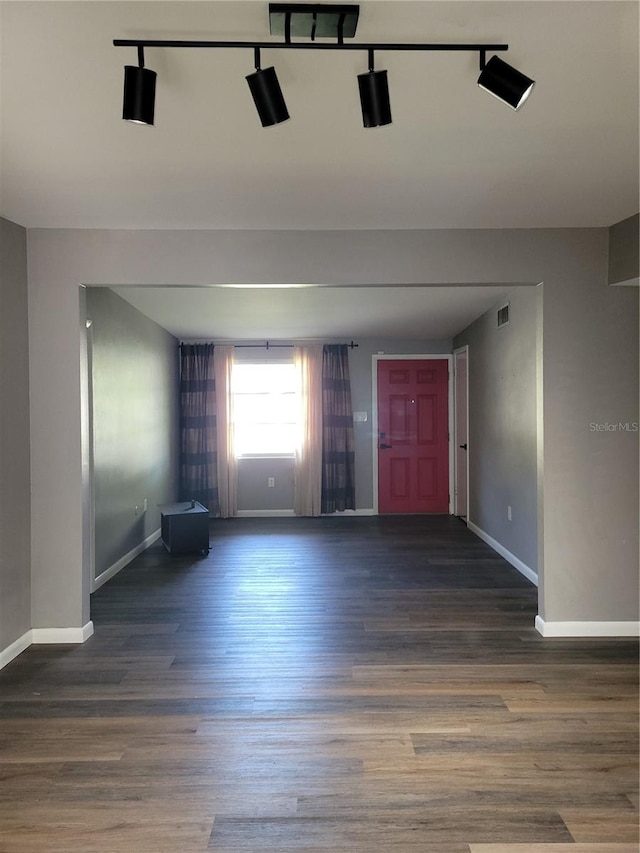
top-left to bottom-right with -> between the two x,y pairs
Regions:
232,362 -> 299,457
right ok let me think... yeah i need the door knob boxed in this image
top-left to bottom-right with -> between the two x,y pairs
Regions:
459,443 -> 468,450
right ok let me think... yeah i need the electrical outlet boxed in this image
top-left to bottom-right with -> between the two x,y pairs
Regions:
268,477 -> 275,488
507,505 -> 512,522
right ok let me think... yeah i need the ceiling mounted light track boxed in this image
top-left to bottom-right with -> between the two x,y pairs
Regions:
114,3 -> 535,129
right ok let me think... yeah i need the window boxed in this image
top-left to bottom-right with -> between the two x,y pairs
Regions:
232,362 -> 299,457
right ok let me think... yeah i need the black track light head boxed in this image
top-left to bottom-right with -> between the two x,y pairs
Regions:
122,64 -> 157,125
357,51 -> 391,128
477,54 -> 534,111
358,70 -> 392,127
246,64 -> 290,127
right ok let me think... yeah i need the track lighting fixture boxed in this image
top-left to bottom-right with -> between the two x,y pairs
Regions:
122,46 -> 156,125
115,3 -> 535,129
477,53 -> 535,111
358,49 -> 391,128
246,48 -> 290,126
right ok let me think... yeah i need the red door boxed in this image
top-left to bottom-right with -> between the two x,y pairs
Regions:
377,359 -> 449,514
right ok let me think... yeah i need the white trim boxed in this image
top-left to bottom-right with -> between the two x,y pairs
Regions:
1,621 -> 96,670
453,345 -> 469,519
610,276 -> 639,287
31,622 -> 93,645
323,508 -> 375,517
236,509 -> 375,517
446,358 -> 454,514
87,313 -> 97,603
236,454 -> 296,460
372,358 -> 380,514
31,622 -> 94,644
467,520 -> 538,586
0,630 -> 33,671
80,288 -> 97,621
236,509 -> 296,517
535,616 -> 640,637
372,354 -> 454,516
92,529 -> 160,592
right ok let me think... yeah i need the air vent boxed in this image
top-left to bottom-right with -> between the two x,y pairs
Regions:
497,303 -> 510,328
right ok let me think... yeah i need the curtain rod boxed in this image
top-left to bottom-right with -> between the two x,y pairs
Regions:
179,341 -> 359,349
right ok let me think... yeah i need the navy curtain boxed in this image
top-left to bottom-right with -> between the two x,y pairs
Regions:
179,344 -> 219,514
321,344 -> 356,513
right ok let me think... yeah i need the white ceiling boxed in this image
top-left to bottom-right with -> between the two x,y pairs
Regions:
110,283 -> 519,340
1,1 -> 638,231
1,1 -> 636,339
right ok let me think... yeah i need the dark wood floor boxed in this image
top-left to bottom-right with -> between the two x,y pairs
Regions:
0,516 -> 638,852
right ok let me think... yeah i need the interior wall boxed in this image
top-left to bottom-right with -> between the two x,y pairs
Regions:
454,286 -> 538,574
542,239 -> 638,623
24,227 -> 639,632
0,217 -> 31,653
237,457 -> 295,513
87,287 -> 179,583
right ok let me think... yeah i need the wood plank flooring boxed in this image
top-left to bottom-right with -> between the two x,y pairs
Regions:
0,516 -> 637,852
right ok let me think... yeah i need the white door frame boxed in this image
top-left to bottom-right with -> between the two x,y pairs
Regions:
372,354 -> 454,516
453,345 -> 469,518
79,289 -> 97,594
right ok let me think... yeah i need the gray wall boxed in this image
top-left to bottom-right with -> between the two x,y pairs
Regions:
24,228 -> 639,631
237,457 -> 295,512
0,217 -> 31,651
231,337 -> 451,512
87,287 -> 179,582
454,287 -> 539,573
608,213 -> 639,286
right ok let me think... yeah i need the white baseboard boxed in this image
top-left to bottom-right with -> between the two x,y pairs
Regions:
467,520 -> 538,586
92,529 -> 161,591
0,629 -> 33,670
610,276 -> 639,287
236,509 -> 375,518
1,622 -> 94,670
535,616 -> 640,637
325,508 -> 375,516
236,510 -> 296,518
31,622 -> 94,644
